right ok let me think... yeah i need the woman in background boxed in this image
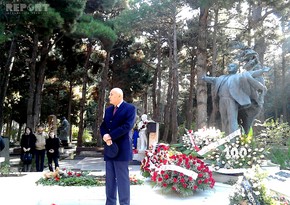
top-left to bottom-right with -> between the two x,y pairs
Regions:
45,131 -> 60,172
34,124 -> 48,172
20,127 -> 36,172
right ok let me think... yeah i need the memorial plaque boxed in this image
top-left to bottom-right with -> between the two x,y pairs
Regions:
267,170 -> 290,200
147,122 -> 159,149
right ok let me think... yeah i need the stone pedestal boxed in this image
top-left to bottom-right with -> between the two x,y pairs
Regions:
211,168 -> 245,184
133,151 -> 146,162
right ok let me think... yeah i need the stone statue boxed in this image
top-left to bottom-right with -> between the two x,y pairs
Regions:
137,114 -> 149,151
237,48 -> 270,134
202,63 -> 270,135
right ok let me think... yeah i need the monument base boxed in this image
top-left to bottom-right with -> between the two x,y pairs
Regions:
133,151 -> 146,162
212,168 -> 245,184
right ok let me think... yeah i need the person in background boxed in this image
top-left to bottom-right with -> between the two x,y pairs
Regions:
137,114 -> 149,151
45,131 -> 60,172
100,87 -> 137,205
20,127 -> 36,172
34,124 -> 48,172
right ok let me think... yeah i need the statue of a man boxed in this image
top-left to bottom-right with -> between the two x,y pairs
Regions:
202,63 -> 269,135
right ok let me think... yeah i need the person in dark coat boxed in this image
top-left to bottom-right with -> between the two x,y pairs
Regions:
100,88 -> 137,205
20,127 -> 36,172
45,131 -> 60,172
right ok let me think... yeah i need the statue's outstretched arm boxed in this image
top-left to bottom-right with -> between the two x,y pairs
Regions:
202,76 -> 216,84
250,66 -> 271,77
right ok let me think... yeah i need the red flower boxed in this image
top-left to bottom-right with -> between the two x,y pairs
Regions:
164,174 -> 169,179
67,171 -> 73,176
162,183 -> 167,187
54,177 -> 60,181
173,178 -> 178,183
198,180 -> 203,184
193,185 -> 198,190
158,177 -> 163,182
198,173 -> 203,178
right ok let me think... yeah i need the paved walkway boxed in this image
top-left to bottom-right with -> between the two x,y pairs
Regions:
0,156 -> 233,205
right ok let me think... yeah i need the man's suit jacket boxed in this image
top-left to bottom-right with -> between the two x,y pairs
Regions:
100,101 -> 136,161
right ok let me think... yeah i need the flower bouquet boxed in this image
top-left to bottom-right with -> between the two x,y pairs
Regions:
205,134 -> 267,169
141,143 -> 215,197
37,168 -> 144,186
172,127 -> 223,156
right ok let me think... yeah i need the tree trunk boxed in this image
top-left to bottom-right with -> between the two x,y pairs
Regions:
27,33 -> 38,129
163,36 -> 174,143
281,20 -> 287,122
68,81 -> 73,142
152,30 -> 162,123
34,36 -> 50,126
171,11 -> 179,144
196,7 -> 209,129
185,53 -> 196,129
94,51 -> 110,147
0,39 -> 16,133
77,43 -> 92,147
209,7 -> 219,127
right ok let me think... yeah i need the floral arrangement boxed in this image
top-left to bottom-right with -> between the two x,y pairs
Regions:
172,127 -> 223,155
229,165 -> 289,205
205,134 -> 267,169
141,143 -> 171,177
174,126 -> 267,169
141,143 -> 215,197
36,168 -> 144,186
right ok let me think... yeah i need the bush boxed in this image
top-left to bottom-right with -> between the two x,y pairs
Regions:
71,125 -> 92,142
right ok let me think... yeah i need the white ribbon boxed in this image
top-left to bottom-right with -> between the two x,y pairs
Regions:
197,129 -> 241,156
158,164 -> 198,180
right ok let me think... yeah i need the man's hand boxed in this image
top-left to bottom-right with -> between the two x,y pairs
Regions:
106,139 -> 113,146
103,134 -> 112,144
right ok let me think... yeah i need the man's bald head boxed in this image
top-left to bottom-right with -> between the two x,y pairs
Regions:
109,88 -> 124,106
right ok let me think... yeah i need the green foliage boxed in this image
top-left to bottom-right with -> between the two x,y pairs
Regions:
267,147 -> 290,169
36,170 -> 144,186
73,15 -> 117,50
0,162 -> 10,176
256,118 -> 290,169
257,118 -> 290,146
71,125 -> 92,142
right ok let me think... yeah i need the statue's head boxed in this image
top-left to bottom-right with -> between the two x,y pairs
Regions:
227,63 -> 238,74
141,114 -> 148,122
241,49 -> 258,62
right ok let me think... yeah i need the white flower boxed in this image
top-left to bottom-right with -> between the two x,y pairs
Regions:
254,191 -> 260,195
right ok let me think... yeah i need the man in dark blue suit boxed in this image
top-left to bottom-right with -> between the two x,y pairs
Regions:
100,87 -> 136,205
